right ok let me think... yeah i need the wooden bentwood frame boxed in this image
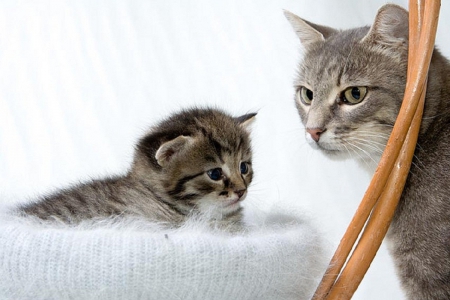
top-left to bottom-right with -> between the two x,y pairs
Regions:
311,0 -> 442,299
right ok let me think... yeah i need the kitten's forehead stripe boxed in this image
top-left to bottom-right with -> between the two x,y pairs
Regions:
211,139 -> 226,163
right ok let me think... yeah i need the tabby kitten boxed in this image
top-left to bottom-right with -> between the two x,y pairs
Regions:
285,4 -> 450,300
19,108 -> 256,231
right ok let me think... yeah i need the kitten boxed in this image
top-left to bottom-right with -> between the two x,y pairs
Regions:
285,4 -> 450,300
18,107 -> 256,232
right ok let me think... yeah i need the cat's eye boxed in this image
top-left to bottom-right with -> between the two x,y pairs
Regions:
240,162 -> 249,175
297,87 -> 313,105
342,87 -> 367,104
207,168 -> 223,181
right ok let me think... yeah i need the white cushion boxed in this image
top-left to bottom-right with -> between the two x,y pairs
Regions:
0,211 -> 326,300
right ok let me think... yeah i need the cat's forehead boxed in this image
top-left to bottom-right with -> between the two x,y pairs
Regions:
298,27 -> 378,87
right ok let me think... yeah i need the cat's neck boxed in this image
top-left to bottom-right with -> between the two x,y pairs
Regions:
419,49 -> 450,141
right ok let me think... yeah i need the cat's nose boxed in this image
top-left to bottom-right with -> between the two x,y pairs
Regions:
235,189 -> 246,199
306,128 -> 326,142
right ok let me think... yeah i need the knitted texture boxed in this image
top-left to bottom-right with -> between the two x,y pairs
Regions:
0,211 -> 327,300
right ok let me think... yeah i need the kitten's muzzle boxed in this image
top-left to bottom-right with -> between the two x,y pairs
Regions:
227,189 -> 246,207
219,189 -> 246,200
306,127 -> 326,142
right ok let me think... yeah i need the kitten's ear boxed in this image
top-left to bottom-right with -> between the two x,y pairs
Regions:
155,135 -> 193,167
361,4 -> 409,47
283,10 -> 336,48
235,112 -> 257,129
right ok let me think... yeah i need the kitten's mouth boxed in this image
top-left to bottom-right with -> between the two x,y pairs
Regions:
226,193 -> 246,207
227,197 -> 242,207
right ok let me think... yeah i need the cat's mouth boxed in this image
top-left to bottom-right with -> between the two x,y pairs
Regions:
305,131 -> 349,153
306,132 -> 384,170
307,138 -> 343,153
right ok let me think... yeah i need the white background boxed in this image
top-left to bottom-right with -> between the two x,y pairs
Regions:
1,1 -> 448,299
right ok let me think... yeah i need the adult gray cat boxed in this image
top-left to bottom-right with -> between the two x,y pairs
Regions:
285,4 -> 449,300
18,108 -> 255,232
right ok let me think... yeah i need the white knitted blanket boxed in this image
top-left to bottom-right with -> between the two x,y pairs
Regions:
0,210 -> 327,300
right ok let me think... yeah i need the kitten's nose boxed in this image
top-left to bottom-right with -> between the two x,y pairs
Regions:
235,189 -> 246,199
307,128 -> 326,142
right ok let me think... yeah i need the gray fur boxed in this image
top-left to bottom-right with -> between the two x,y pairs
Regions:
18,108 -> 255,232
286,4 -> 450,299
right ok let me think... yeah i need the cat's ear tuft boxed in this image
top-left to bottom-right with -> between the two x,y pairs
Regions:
283,10 -> 336,48
155,135 -> 193,167
235,112 -> 257,129
362,4 -> 409,47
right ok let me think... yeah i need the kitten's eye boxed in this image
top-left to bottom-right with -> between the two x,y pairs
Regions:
297,87 -> 313,105
207,168 -> 223,181
342,87 -> 367,104
240,162 -> 249,175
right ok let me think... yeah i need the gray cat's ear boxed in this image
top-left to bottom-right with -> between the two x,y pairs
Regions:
235,112 -> 257,129
361,4 -> 409,46
283,10 -> 336,47
155,135 -> 193,167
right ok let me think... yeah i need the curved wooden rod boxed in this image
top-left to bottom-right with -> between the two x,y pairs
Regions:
325,85 -> 426,299
311,0 -> 441,299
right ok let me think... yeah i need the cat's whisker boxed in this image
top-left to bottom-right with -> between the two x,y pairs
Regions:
365,123 -> 395,128
358,135 -> 389,142
350,137 -> 386,152
342,141 -> 373,166
341,143 -> 355,160
353,129 -> 392,135
349,146 -> 374,168
350,140 -> 384,155
353,131 -> 392,138
343,140 -> 380,166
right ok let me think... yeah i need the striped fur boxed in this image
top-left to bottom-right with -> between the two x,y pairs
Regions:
286,4 -> 450,299
19,108 -> 255,231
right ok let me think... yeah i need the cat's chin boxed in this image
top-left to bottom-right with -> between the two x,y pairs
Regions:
307,141 -> 345,157
309,142 -> 380,174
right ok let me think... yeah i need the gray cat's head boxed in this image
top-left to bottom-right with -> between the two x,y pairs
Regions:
285,4 -> 410,167
132,108 -> 255,219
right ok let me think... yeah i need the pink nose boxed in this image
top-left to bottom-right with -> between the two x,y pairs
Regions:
307,128 -> 326,142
